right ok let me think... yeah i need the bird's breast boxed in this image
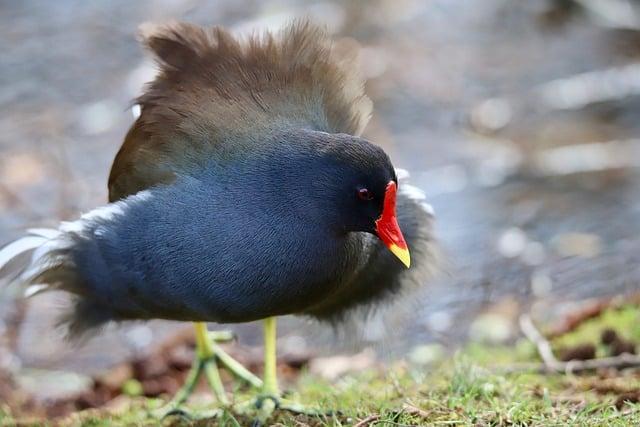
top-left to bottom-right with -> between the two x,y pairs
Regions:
194,233 -> 362,323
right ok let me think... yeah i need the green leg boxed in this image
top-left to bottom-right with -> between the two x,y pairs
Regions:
210,339 -> 263,389
169,354 -> 202,407
155,322 -> 262,419
194,322 -> 229,405
160,317 -> 332,423
249,317 -> 335,420
262,316 -> 279,396
240,317 -> 279,422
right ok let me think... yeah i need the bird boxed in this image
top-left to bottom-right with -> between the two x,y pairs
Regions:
0,20 -> 436,419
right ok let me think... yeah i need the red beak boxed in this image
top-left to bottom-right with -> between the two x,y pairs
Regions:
375,181 -> 411,268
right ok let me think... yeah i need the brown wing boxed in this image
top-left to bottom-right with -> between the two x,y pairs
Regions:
108,20 -> 372,202
108,120 -> 174,201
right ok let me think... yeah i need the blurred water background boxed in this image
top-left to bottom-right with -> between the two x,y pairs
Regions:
1,0 -> 640,405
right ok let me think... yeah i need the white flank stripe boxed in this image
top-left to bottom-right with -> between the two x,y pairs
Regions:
26,228 -> 61,239
58,191 -> 151,235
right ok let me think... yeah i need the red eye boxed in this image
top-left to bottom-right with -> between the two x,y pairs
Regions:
357,188 -> 374,201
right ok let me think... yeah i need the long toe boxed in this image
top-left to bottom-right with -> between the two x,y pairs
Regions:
210,341 -> 263,389
234,395 -> 335,423
155,406 -> 223,422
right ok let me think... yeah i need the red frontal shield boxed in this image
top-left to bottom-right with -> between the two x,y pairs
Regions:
375,181 -> 410,268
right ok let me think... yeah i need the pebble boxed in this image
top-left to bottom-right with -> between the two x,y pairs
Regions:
408,344 -> 445,365
469,313 -> 513,344
16,368 -> 93,401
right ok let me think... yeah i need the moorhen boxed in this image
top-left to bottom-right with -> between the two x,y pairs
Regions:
0,20 -> 436,418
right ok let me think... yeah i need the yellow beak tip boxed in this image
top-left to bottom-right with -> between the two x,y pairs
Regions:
389,244 -> 411,268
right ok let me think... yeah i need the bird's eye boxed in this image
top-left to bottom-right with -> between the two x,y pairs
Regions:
357,188 -> 374,201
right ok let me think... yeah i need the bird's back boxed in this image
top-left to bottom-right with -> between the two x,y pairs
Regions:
109,21 -> 372,201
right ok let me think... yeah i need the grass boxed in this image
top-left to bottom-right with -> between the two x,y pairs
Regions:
1,305 -> 639,426
2,362 -> 638,427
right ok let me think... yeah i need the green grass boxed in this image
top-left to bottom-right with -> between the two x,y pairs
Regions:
55,362 -> 638,426
3,363 -> 638,427
2,306 -> 639,426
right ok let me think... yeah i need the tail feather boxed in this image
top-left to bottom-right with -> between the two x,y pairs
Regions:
1,228 -> 99,338
0,235 -> 49,272
59,299 -> 115,339
0,228 -> 70,298
1,195 -> 149,339
24,283 -> 50,298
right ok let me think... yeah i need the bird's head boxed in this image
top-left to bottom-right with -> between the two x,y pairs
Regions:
271,130 -> 411,269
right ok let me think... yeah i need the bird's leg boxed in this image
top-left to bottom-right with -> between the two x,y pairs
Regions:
238,317 -> 336,422
154,322 -> 226,418
209,337 -> 263,389
155,322 -> 262,419
262,316 -> 279,396
235,317 -> 279,422
194,322 -> 229,405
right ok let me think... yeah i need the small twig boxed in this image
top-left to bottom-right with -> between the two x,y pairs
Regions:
354,414 -> 381,427
498,355 -> 640,374
561,354 -> 640,374
402,403 -> 430,419
519,314 -> 561,370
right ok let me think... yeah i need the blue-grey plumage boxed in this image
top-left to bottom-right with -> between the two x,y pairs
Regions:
1,130 -> 433,336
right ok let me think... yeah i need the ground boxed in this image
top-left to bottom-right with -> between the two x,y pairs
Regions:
2,302 -> 638,426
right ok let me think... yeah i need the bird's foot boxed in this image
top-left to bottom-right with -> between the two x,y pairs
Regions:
155,405 -> 223,422
152,329 -> 262,419
234,394 -> 335,425
151,354 -> 227,419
